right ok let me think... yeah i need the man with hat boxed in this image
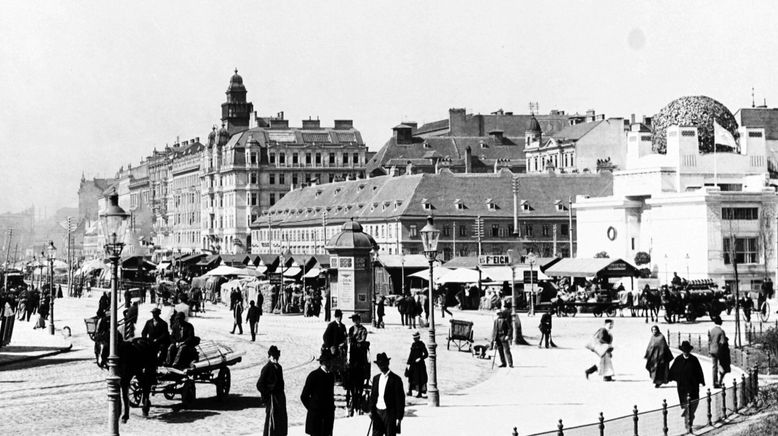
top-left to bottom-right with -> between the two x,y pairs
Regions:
348,313 -> 370,414
142,306 -> 170,364
300,349 -> 336,436
323,309 -> 347,356
369,352 -> 405,436
257,345 -> 288,436
708,315 -> 729,388
166,312 -> 197,369
669,341 -> 705,429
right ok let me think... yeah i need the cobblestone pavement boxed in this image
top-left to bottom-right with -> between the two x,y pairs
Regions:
0,296 -> 491,436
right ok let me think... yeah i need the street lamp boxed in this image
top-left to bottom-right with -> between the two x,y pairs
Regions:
685,253 -> 690,279
46,241 -> 56,335
99,191 -> 129,436
420,216 -> 441,407
526,251 -> 537,316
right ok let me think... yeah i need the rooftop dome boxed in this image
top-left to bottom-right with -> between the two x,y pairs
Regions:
526,115 -> 541,133
326,219 -> 379,251
227,68 -> 246,93
651,95 -> 739,154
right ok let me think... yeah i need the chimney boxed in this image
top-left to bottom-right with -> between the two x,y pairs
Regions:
302,118 -> 321,129
586,109 -> 596,122
642,116 -> 652,127
630,114 -> 636,124
449,108 -> 467,136
270,119 -> 289,129
406,161 -> 413,175
393,124 -> 413,144
465,146 -> 472,173
334,119 -> 353,130
489,129 -> 504,141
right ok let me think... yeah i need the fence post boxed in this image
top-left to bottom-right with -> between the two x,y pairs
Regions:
512,427 -> 518,436
599,412 -> 605,436
685,394 -> 692,433
697,334 -> 701,351
633,405 -> 639,436
706,388 -> 712,427
754,365 -> 759,393
662,399 -> 668,436
722,384 -> 727,419
733,378 -> 738,413
677,331 -> 681,345
557,419 -> 564,436
667,329 -> 671,345
741,373 -> 747,406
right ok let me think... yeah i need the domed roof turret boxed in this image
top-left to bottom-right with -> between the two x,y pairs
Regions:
651,95 -> 739,154
526,115 -> 541,134
227,68 -> 246,93
325,219 -> 379,251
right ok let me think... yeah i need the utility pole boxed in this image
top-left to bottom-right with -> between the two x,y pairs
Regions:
452,221 -> 457,257
3,229 -> 12,292
729,233 -> 742,348
568,195 -> 574,257
512,176 -> 520,237
473,216 -> 483,258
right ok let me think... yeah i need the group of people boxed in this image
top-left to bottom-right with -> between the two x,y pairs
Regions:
10,286 -> 51,329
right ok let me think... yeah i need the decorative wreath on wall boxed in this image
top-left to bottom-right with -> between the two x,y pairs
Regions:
606,226 -> 617,241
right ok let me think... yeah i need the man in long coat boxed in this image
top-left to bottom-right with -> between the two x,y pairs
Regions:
247,300 -> 261,341
141,307 -> 170,364
369,353 -> 405,436
644,325 -> 673,387
300,350 -> 335,436
708,316 -> 728,388
669,340 -> 705,429
322,309 -> 347,355
257,345 -> 288,436
585,319 -> 614,381
405,331 -> 428,397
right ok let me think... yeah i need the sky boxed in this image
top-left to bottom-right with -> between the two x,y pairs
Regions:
1,0 -> 777,216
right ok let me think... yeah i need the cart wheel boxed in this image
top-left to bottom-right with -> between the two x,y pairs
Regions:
447,339 -> 451,351
215,367 -> 231,400
605,307 -> 616,317
181,381 -> 196,407
760,301 -> 771,322
593,310 -> 602,317
163,389 -> 176,401
664,313 -> 675,324
128,377 -> 142,407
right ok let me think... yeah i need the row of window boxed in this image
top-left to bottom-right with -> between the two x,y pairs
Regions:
723,237 -> 759,264
269,152 -> 362,166
409,223 -> 569,238
722,207 -> 759,220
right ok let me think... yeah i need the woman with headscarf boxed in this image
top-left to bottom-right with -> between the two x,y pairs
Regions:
644,325 -> 673,387
405,331 -> 428,398
257,345 -> 288,436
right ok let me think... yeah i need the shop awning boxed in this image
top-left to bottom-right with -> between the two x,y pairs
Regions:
221,254 -> 250,267
437,268 -> 482,284
303,267 -> 323,278
408,267 -> 451,282
196,255 -> 220,267
121,256 -> 157,271
180,253 -> 206,264
544,258 -> 638,278
283,265 -> 302,277
479,266 -> 550,282
205,265 -> 260,277
378,255 -> 430,269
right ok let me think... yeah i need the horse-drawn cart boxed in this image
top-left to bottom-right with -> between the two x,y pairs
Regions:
662,281 -> 729,323
128,340 -> 243,408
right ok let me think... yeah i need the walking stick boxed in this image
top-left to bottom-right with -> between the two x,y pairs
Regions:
491,341 -> 498,370
365,418 -> 373,436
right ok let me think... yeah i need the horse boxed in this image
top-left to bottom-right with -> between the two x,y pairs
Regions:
344,342 -> 371,417
639,287 -> 661,323
118,338 -> 157,423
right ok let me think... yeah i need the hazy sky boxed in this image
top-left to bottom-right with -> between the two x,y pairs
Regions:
1,0 -> 777,216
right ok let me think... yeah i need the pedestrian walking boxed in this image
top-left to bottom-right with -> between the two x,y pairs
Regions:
369,353 -> 405,436
538,308 -> 554,348
300,349 -> 335,436
407,294 -> 418,329
34,297 -> 49,329
669,340 -> 705,429
491,303 -> 513,368
376,296 -> 385,329
397,295 -> 407,327
247,300 -> 261,341
257,345 -> 288,436
644,325 -> 673,387
405,331 -> 428,398
324,288 -> 331,321
585,319 -> 615,381
231,299 -> 244,335
708,315 -> 728,388
440,290 -> 453,318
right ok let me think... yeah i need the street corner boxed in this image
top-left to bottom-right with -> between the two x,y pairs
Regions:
0,325 -> 74,367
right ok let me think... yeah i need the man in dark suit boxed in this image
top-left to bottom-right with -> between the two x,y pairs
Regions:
322,309 -> 347,355
369,352 -> 405,436
141,307 -> 170,364
300,350 -> 335,436
669,340 -> 705,429
247,300 -> 261,341
707,316 -> 728,388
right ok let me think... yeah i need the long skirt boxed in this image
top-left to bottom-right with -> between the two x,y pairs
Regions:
598,352 -> 614,377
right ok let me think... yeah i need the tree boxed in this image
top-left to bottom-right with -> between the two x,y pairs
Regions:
594,251 -> 609,258
634,251 -> 651,265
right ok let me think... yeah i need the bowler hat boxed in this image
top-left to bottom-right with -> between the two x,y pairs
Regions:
318,349 -> 333,362
349,313 -> 361,321
268,345 -> 281,358
374,352 -> 391,365
150,307 -> 161,314
334,309 -> 343,318
679,340 -> 694,352
412,331 -> 420,339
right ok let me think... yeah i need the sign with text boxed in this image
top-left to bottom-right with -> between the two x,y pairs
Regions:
268,272 -> 283,285
523,270 -> 538,284
479,255 -> 512,266
338,257 -> 354,270
338,270 -> 355,310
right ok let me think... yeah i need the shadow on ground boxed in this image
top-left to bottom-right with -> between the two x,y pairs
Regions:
152,394 -> 263,424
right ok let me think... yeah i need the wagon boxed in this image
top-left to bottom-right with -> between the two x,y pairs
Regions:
84,316 -> 126,341
128,340 -> 243,408
446,319 -> 474,352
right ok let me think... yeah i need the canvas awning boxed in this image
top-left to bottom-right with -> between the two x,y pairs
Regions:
303,267 -> 323,278
378,255 -> 430,269
283,265 -> 302,277
408,267 -> 451,282
205,265 -> 260,277
544,258 -> 638,278
179,253 -> 206,264
479,266 -> 550,282
437,268 -> 482,284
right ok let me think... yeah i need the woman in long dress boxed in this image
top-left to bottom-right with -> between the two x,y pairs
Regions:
644,325 -> 673,387
256,345 -> 288,436
405,331 -> 428,397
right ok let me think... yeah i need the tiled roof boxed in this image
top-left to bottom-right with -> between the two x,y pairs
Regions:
551,120 -> 604,141
257,170 -> 613,228
736,108 -> 778,140
414,119 -> 449,134
224,126 -> 365,149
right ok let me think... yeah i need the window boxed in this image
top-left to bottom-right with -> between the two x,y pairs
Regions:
269,153 -> 276,164
491,224 -> 499,237
423,202 -> 432,210
269,193 -> 276,206
305,153 -> 311,165
442,225 -> 451,237
250,193 -> 258,206
342,153 -> 349,164
269,173 -> 275,185
409,225 -> 418,238
723,237 -> 758,264
459,225 -> 467,237
279,173 -> 285,185
353,153 -> 359,164
508,224 -> 514,235
292,153 -> 299,165
524,224 -> 533,237
329,153 -> 336,164
250,153 -> 257,164
561,223 -> 569,236
279,153 -> 285,164
250,173 -> 257,184
292,174 -> 298,186
722,207 -> 758,220
542,225 -> 550,237
315,153 -> 321,165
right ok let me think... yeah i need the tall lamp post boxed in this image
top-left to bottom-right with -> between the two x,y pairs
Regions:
46,241 -> 56,335
100,192 -> 129,436
420,216 -> 441,407
527,251 -> 537,316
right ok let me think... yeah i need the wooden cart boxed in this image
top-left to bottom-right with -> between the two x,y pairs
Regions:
446,319 -> 474,352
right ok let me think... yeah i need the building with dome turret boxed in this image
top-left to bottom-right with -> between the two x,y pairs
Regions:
575,96 -> 778,291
